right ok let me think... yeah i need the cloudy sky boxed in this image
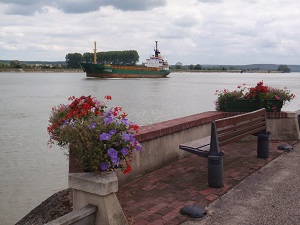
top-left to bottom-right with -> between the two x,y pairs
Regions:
1,0 -> 300,65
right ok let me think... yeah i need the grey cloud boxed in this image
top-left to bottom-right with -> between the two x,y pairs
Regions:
0,0 -> 36,5
259,39 -> 278,49
4,4 -> 44,15
102,0 -> 167,11
2,0 -> 167,15
197,0 -> 222,3
57,0 -> 167,13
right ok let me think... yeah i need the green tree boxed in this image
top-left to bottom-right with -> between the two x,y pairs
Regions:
0,62 -> 9,68
175,62 -> 182,69
65,53 -> 83,68
194,64 -> 202,70
82,52 -> 94,63
96,50 -> 139,65
277,64 -> 290,73
10,60 -> 21,68
189,64 -> 194,70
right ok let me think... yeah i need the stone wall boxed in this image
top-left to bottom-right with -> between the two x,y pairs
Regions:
117,111 -> 300,186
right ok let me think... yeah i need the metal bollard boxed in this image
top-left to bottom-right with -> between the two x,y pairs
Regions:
208,155 -> 224,188
257,132 -> 270,158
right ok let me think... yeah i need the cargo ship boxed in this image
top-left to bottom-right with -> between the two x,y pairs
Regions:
80,41 -> 170,78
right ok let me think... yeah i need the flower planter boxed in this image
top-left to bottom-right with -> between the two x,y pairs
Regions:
69,171 -> 128,225
215,81 -> 294,112
224,99 -> 283,112
262,99 -> 283,112
224,99 -> 258,112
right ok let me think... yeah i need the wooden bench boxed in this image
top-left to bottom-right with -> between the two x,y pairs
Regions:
179,108 -> 270,188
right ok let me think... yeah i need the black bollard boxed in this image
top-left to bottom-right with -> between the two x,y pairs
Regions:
257,132 -> 270,158
208,155 -> 224,188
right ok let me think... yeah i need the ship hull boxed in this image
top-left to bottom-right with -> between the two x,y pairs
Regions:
81,63 -> 170,78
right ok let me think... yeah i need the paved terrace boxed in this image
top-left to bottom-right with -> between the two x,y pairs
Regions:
17,110 -> 298,225
117,140 -> 294,225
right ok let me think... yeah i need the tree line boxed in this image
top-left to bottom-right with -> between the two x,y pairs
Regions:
173,62 -> 291,72
65,50 -> 139,69
0,57 -> 291,73
0,60 -> 66,69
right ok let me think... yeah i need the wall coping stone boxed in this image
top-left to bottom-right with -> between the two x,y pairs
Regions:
135,111 -> 289,142
69,172 -> 118,196
45,204 -> 97,225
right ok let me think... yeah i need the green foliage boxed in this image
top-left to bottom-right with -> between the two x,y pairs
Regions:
175,62 -> 182,69
65,53 -> 83,68
215,87 -> 245,111
10,60 -> 22,68
277,64 -> 291,73
0,62 -> 9,68
96,50 -> 139,65
82,52 -> 94,63
194,64 -> 202,70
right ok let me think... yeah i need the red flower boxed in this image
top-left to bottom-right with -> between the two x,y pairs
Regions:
105,95 -> 112,100
130,124 -> 139,132
122,163 -> 132,174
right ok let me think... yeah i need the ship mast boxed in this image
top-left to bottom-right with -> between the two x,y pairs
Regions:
93,41 -> 97,64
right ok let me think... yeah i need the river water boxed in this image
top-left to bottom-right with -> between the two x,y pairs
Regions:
0,72 -> 299,225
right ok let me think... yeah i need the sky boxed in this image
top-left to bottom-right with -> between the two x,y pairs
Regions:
1,0 -> 300,65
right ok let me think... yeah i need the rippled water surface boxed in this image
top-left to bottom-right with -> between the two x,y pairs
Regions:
1,72 -> 299,224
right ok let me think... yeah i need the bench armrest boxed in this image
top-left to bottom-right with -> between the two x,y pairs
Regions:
179,145 -> 209,158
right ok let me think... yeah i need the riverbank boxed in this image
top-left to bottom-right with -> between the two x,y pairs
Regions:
0,68 -> 83,73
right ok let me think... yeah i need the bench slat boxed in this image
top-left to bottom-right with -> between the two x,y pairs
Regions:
217,118 -> 266,135
218,122 -> 267,143
219,125 -> 267,146
215,109 -> 266,128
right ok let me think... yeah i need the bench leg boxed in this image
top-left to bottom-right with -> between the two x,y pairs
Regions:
208,155 -> 224,188
257,133 -> 270,158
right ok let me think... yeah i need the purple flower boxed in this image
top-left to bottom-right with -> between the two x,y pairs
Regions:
121,132 -> 130,141
128,134 -> 135,144
89,122 -> 96,129
135,143 -> 142,151
62,119 -> 69,127
108,148 -> 119,163
104,116 -> 113,125
121,118 -> 129,126
121,148 -> 129,156
111,156 -> 119,163
99,133 -> 111,141
108,148 -> 118,157
109,130 -> 117,135
100,162 -> 109,171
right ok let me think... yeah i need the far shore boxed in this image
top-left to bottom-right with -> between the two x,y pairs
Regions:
0,68 -> 84,73
0,68 -> 287,74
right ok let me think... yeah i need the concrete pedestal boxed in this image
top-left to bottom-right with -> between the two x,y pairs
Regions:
69,172 -> 128,225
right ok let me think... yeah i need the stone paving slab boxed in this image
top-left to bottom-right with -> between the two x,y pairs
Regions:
117,140 -> 288,225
